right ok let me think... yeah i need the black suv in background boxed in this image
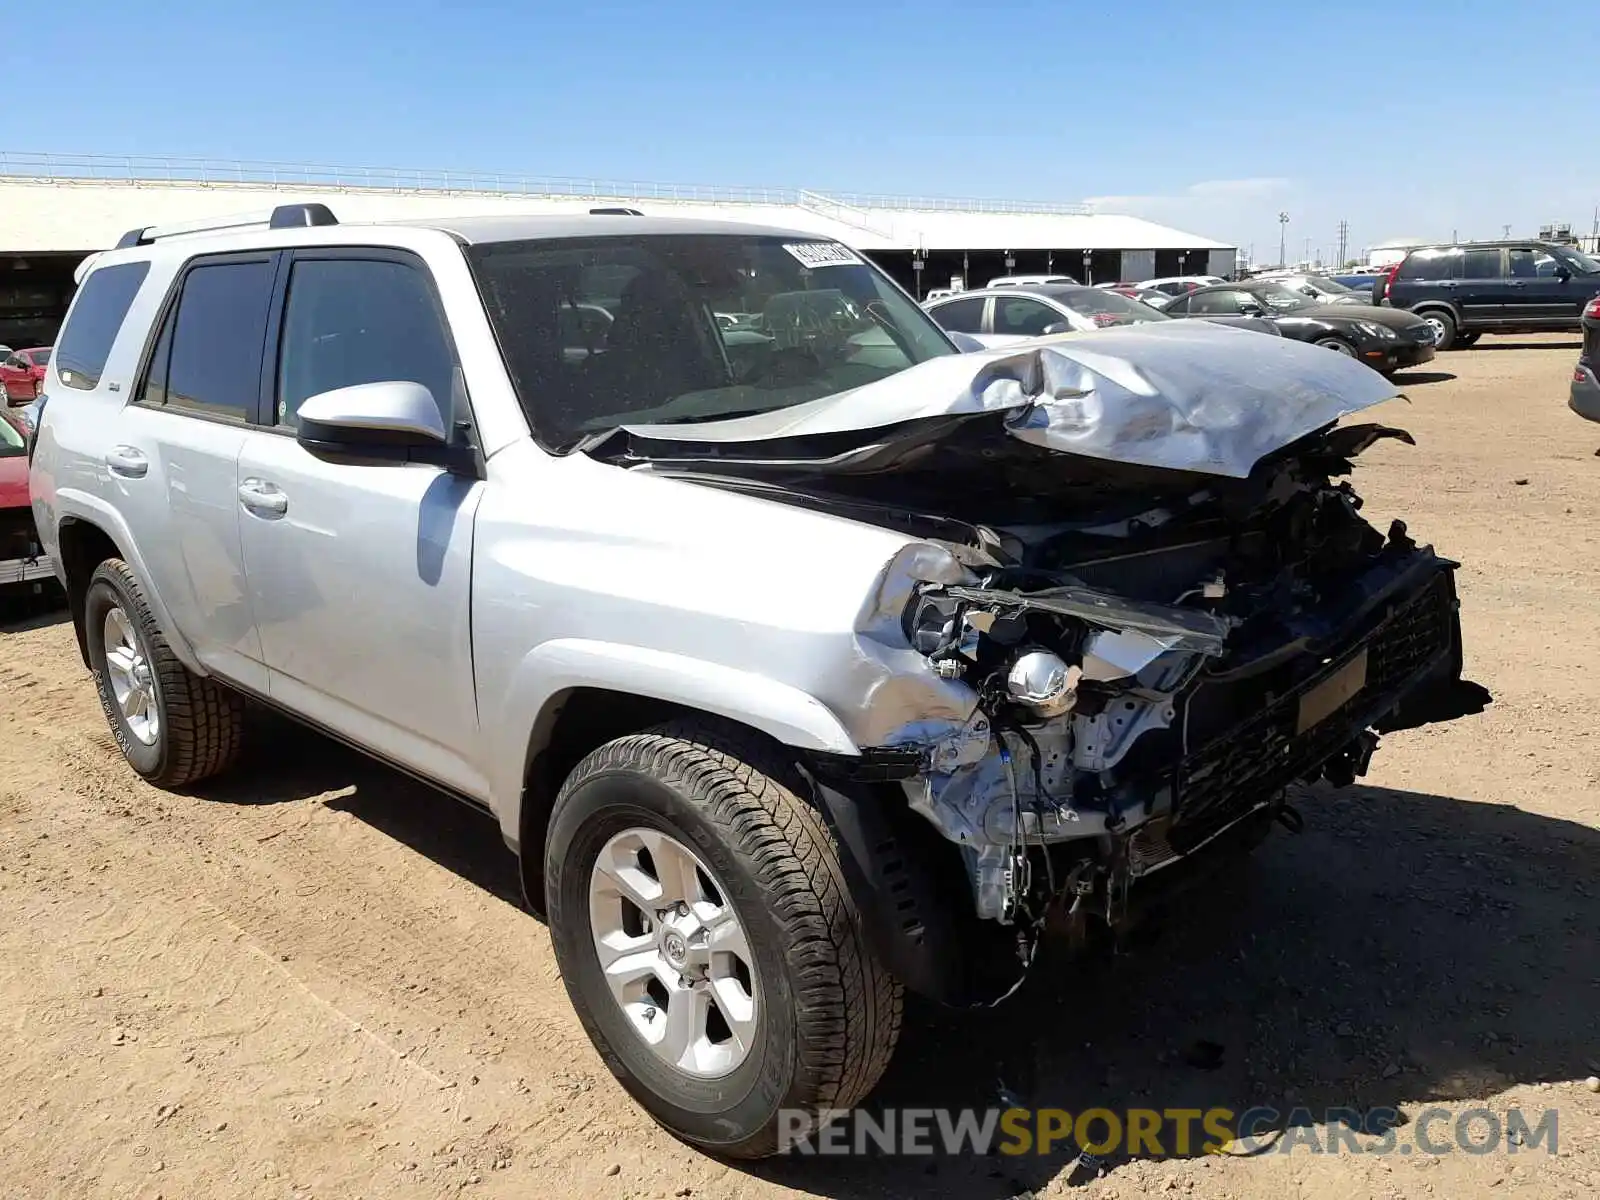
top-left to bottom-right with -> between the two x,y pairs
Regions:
1573,296 -> 1600,424
1381,240 -> 1600,349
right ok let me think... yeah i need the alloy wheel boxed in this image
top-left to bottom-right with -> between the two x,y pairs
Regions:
588,828 -> 759,1079
102,606 -> 160,746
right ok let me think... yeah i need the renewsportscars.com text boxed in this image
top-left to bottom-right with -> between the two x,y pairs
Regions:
778,1106 -> 1559,1158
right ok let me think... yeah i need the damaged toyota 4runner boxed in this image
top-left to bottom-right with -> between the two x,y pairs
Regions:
31,209 -> 1486,1159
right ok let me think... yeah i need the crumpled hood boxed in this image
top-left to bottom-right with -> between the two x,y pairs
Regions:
619,320 -> 1399,479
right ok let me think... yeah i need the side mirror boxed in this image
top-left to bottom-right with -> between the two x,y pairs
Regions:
1239,303 -> 1266,317
296,381 -> 476,474
1556,266 -> 1572,282
1041,322 -> 1072,336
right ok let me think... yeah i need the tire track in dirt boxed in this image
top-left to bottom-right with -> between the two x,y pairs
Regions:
0,623 -> 708,1197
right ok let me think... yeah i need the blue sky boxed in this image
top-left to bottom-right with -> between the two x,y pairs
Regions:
14,0 -> 1599,260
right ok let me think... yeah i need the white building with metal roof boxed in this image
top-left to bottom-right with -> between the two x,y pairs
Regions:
0,152 -> 1235,346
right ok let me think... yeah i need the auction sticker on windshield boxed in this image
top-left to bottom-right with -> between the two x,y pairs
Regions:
783,242 -> 864,269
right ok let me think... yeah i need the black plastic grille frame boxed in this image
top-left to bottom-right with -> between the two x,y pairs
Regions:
1173,572 -> 1455,842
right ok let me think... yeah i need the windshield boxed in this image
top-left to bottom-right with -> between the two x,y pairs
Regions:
1251,283 -> 1318,311
1052,288 -> 1169,326
468,234 -> 955,449
0,413 -> 25,456
1563,249 -> 1600,274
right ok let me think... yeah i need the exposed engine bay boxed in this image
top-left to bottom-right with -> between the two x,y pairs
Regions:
589,333 -> 1490,981
884,420 -> 1485,930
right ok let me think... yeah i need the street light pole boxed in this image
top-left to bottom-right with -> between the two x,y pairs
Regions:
1278,212 -> 1289,268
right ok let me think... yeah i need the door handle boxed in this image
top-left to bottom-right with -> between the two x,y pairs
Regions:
1507,280 -> 1528,288
238,479 -> 288,517
105,446 -> 148,478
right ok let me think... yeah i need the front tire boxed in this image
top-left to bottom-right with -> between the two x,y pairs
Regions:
83,559 -> 244,786
1454,331 -> 1481,348
1314,336 -> 1357,356
544,721 -> 902,1159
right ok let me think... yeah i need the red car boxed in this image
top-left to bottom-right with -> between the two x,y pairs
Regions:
1,347 -> 50,402
1,409 -> 53,595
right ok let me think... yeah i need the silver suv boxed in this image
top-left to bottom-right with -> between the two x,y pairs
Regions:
30,205 -> 1487,1157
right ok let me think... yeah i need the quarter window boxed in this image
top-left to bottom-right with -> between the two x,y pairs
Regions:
1395,250 -> 1463,281
55,261 -> 150,391
140,259 -> 275,421
275,257 -> 458,427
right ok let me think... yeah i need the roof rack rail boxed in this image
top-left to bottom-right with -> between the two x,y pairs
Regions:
112,202 -> 339,249
589,206 -> 643,216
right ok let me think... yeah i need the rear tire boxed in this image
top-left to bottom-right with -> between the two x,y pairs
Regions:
1418,309 -> 1457,350
544,720 -> 902,1159
1454,331 -> 1481,348
82,559 -> 244,787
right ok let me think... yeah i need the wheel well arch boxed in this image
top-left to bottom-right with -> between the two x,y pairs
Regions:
517,688 -> 767,908
512,686 -> 995,1004
1410,301 -> 1461,321
55,517 -> 126,667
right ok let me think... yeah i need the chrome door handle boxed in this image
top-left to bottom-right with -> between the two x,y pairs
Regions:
105,446 -> 148,478
238,479 -> 288,516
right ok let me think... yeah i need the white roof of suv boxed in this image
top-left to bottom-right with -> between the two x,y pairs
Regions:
110,204 -> 823,254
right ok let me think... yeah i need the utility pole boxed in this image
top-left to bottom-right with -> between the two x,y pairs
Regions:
1278,212 -> 1289,267
1503,224 -> 1512,238
1336,219 -> 1349,268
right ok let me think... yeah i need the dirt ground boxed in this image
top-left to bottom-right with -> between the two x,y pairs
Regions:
2,334 -> 1597,1200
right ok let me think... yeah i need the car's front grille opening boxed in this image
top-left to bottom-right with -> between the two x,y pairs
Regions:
1171,574 -> 1455,848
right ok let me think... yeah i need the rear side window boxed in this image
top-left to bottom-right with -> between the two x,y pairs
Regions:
139,259 -> 274,421
928,297 -> 984,333
55,261 -> 150,391
1396,249 -> 1462,281
1461,249 -> 1503,279
275,257 -> 457,427
993,297 -> 1061,336
1190,291 -> 1246,315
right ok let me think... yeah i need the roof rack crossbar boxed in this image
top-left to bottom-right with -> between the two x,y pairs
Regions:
110,203 -> 339,248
